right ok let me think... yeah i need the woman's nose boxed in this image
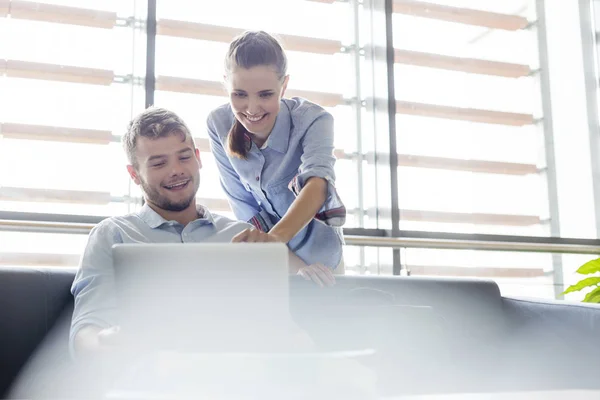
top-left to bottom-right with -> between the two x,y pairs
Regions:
246,100 -> 261,115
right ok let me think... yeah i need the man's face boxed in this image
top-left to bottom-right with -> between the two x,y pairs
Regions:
127,132 -> 201,213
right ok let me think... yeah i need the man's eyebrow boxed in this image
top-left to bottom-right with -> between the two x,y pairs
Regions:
147,148 -> 192,162
147,154 -> 167,162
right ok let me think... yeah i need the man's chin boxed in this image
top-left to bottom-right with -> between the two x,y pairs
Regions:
148,196 -> 195,213
164,199 -> 194,212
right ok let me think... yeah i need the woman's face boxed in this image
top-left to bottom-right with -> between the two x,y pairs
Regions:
227,65 -> 288,138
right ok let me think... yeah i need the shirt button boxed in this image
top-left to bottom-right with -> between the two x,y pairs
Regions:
256,176 -> 260,181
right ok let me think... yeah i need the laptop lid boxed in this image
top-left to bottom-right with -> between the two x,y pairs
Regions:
112,242 -> 290,351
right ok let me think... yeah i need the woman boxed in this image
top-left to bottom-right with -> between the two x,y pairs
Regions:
207,30 -> 346,273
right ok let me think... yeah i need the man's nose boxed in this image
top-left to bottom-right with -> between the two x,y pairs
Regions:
169,161 -> 185,176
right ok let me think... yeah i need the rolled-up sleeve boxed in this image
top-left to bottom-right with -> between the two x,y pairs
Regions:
69,221 -> 121,353
207,115 -> 262,222
288,112 -> 346,227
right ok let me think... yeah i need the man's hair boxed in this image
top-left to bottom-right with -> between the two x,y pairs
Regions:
123,107 -> 195,166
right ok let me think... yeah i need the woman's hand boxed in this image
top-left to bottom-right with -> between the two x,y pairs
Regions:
231,228 -> 335,287
231,228 -> 282,243
297,263 -> 336,287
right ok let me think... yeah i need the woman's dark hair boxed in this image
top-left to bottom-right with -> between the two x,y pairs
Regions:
225,31 -> 287,159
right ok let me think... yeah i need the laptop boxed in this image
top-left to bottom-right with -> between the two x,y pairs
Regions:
107,243 -> 381,398
112,242 -> 292,353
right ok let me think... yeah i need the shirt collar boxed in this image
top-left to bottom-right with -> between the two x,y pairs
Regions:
137,203 -> 215,229
262,100 -> 290,154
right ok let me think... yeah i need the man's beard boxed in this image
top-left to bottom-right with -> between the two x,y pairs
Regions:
140,177 -> 199,212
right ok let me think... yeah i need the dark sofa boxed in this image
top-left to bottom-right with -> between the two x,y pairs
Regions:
1,266 -> 599,398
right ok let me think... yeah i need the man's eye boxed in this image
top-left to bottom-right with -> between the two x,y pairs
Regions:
260,93 -> 274,98
233,93 -> 247,98
180,156 -> 191,161
152,162 -> 165,168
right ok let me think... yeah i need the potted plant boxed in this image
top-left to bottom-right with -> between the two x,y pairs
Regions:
562,258 -> 600,303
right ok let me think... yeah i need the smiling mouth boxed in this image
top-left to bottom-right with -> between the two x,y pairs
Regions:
243,113 -> 267,123
164,179 -> 190,191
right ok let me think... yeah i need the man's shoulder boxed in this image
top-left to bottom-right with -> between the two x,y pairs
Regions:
209,212 -> 252,230
205,211 -> 254,241
89,213 -> 141,238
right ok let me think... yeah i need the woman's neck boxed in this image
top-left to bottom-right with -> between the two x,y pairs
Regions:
249,117 -> 277,148
252,134 -> 268,148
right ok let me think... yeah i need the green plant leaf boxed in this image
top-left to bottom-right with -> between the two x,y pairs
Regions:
583,286 -> 600,302
576,258 -> 600,275
587,293 -> 600,303
562,277 -> 600,295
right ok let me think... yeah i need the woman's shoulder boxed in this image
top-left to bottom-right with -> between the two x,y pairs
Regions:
207,103 -> 234,137
284,98 -> 333,136
284,97 -> 332,121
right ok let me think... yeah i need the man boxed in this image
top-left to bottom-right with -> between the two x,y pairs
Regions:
70,107 -> 334,357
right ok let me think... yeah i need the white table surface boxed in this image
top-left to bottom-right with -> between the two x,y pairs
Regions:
387,390 -> 600,399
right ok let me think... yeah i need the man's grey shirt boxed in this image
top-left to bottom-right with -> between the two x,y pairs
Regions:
69,204 -> 252,351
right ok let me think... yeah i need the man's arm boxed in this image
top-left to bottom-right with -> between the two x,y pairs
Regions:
70,221 -> 121,357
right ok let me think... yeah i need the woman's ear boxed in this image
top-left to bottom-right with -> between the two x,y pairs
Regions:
280,75 -> 290,98
223,75 -> 230,93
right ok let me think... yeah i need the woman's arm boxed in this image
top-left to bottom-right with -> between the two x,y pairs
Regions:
231,227 -> 335,287
289,248 -> 335,287
268,177 -> 327,243
269,110 -> 345,242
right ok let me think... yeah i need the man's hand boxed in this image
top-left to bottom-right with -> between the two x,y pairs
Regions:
297,263 -> 336,287
97,326 -> 122,347
74,325 -> 122,356
231,228 -> 281,243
